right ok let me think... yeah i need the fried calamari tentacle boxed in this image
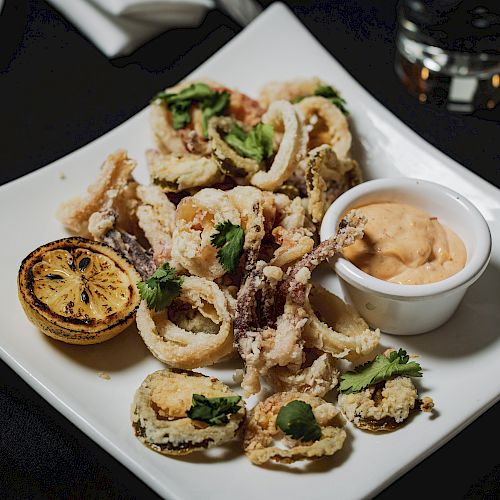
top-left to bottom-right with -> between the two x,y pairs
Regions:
267,352 -> 339,397
297,96 -> 351,159
136,276 -> 234,369
147,149 -> 223,193
305,145 -> 362,223
338,376 -> 434,431
279,210 -> 366,308
136,184 -> 176,266
101,227 -> 155,280
172,188 -> 241,279
88,204 -> 155,280
236,289 -> 308,395
250,101 -> 307,191
244,391 -> 346,465
56,150 -> 138,238
302,284 -> 380,360
131,369 -> 245,456
208,117 -> 261,179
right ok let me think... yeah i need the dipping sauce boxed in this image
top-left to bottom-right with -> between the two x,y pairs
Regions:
343,202 -> 467,285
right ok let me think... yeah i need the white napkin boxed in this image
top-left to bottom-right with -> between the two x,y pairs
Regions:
46,0 -> 215,58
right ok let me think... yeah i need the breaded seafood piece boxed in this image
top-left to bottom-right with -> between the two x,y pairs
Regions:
136,276 -> 234,369
296,96 -> 351,159
305,144 -> 362,224
147,149 -> 223,193
302,284 -> 380,360
235,212 -> 366,395
258,77 -> 323,108
250,100 -> 308,191
227,186 -> 266,271
171,188 -> 241,279
208,117 -> 261,180
131,369 -> 245,455
270,226 -> 314,268
56,149 -> 138,238
150,79 -> 263,156
136,184 -> 176,266
267,352 -> 339,397
244,391 -> 346,465
338,376 -> 434,432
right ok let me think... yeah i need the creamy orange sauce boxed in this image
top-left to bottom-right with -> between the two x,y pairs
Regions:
343,202 -> 467,285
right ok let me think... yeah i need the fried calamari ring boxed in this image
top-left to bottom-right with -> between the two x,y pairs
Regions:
136,184 -> 176,266
135,276 -> 234,369
297,96 -> 351,159
208,117 -> 261,179
56,149 -> 138,238
147,149 -> 223,193
244,391 -> 346,465
302,284 -> 380,360
267,352 -> 339,397
172,188 -> 241,279
250,101 -> 307,191
305,145 -> 362,223
338,376 -> 434,432
258,77 -> 323,108
131,369 -> 245,455
227,186 -> 265,272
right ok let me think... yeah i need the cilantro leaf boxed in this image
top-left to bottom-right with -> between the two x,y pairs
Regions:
201,91 -> 231,137
314,84 -> 349,115
224,122 -> 274,163
339,349 -> 423,394
210,221 -> 245,273
276,400 -> 322,441
187,394 -> 242,425
137,263 -> 183,312
153,83 -> 230,135
291,84 -> 349,115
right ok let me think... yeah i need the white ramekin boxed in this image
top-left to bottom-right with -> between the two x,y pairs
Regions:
320,178 -> 492,335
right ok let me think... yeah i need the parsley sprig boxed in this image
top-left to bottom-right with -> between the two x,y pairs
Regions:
153,83 -> 230,136
137,263 -> 183,312
187,394 -> 242,425
276,400 -> 322,442
210,221 -> 245,273
224,122 -> 274,163
339,349 -> 422,394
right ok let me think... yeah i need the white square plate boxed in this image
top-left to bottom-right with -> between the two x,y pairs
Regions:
1,3 -> 499,499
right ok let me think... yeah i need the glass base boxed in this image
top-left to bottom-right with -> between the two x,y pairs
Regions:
396,32 -> 500,113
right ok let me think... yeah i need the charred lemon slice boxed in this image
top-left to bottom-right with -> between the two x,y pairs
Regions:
18,237 -> 141,344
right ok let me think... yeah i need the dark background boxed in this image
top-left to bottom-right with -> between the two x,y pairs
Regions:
1,0 -> 499,498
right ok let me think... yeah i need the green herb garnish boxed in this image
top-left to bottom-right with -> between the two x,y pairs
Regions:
137,263 -> 183,312
314,84 -> 349,115
339,349 -> 422,394
210,221 -> 245,273
187,394 -> 242,425
224,122 -> 274,163
292,84 -> 349,115
153,83 -> 230,136
276,400 -> 322,441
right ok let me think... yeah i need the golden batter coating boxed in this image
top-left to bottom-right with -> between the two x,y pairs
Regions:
244,391 -> 346,465
131,369 -> 245,455
135,276 -> 234,369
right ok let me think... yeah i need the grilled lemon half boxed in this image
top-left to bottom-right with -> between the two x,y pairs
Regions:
18,237 -> 141,345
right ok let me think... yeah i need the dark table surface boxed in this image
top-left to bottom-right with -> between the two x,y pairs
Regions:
1,1 -> 499,498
